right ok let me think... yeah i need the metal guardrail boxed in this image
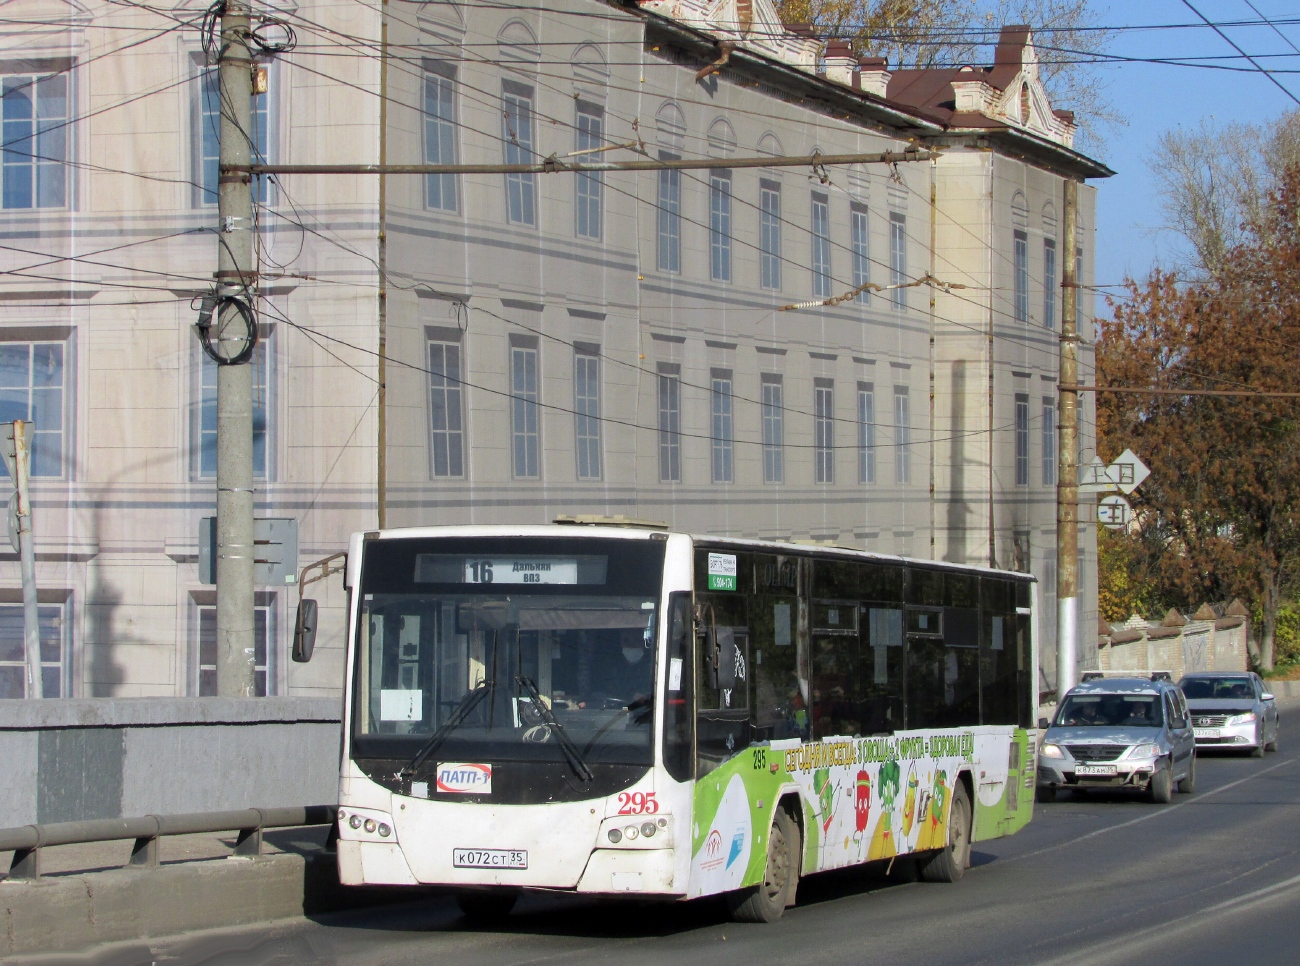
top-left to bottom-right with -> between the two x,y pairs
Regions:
0,805 -> 338,881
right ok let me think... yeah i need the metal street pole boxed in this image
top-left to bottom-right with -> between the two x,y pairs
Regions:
1056,179 -> 1080,698
2,422 -> 42,698
216,0 -> 257,697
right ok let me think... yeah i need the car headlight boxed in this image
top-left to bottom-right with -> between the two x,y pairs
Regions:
1128,742 -> 1160,759
1041,743 -> 1064,759
1227,712 -> 1257,726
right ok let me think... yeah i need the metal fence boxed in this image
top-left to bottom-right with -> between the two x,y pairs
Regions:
0,805 -> 337,880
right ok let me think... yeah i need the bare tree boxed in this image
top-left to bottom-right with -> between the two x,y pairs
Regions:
1152,110 -> 1300,278
774,0 -> 1118,147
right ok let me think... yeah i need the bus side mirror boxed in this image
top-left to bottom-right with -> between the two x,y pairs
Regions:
292,599 -> 318,663
709,626 -> 738,691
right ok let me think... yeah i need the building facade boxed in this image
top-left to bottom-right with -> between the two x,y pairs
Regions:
0,0 -> 1106,699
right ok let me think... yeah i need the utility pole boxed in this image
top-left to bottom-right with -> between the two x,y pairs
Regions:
216,0 -> 257,697
1056,179 -> 1080,697
2,421 -> 41,698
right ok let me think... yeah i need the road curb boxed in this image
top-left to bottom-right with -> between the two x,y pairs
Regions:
0,853 -> 423,958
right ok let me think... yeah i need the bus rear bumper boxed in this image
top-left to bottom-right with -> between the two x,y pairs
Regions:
338,839 -> 420,886
576,848 -> 678,895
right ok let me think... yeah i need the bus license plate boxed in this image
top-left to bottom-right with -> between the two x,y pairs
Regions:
453,849 -> 527,870
1195,728 -> 1221,739
1074,764 -> 1117,777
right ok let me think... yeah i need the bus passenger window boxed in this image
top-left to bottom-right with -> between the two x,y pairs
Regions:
861,605 -> 903,734
980,578 -> 1020,725
751,595 -> 806,741
812,634 -> 860,738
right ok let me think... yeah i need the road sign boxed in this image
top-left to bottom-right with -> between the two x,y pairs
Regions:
200,517 -> 299,586
1110,448 -> 1150,495
1098,495 -> 1133,530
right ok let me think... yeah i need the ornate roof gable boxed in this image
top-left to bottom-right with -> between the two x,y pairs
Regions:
637,0 -> 820,70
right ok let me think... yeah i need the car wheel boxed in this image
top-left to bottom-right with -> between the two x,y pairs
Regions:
1178,754 -> 1196,794
920,781 -> 972,883
1250,735 -> 1265,758
1148,765 -> 1173,804
1035,786 -> 1056,804
456,890 -> 518,923
727,807 -> 796,922
1266,726 -> 1279,754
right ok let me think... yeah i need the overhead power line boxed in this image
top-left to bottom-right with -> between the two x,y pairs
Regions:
1180,0 -> 1300,106
1065,385 -> 1300,399
241,148 -> 938,177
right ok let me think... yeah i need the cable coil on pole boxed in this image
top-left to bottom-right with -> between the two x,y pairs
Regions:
194,289 -> 258,366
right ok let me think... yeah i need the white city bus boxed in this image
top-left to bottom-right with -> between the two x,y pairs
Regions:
296,522 -> 1038,922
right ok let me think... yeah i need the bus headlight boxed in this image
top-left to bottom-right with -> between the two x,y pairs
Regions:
349,815 -> 363,829
364,819 -> 377,833
607,828 -> 622,844
378,823 -> 391,838
641,822 -> 656,838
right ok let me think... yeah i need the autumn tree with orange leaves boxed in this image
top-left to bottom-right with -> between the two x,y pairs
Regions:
1098,167 -> 1300,670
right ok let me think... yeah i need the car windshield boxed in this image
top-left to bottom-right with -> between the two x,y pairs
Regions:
1056,694 -> 1164,728
1179,676 -> 1255,700
351,536 -> 665,767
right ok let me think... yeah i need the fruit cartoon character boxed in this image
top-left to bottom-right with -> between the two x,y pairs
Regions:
902,771 -> 919,837
868,759 -> 901,860
915,770 -> 949,850
814,768 -> 836,834
854,770 -> 872,833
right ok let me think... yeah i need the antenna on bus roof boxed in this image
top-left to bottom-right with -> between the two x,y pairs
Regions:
554,514 -> 668,530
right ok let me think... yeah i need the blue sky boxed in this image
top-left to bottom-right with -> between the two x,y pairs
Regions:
1077,0 -> 1299,300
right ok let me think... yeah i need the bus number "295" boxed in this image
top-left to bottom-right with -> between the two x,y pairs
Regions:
617,791 -> 659,815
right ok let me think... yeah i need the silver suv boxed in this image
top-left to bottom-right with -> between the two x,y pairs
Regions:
1036,676 -> 1197,804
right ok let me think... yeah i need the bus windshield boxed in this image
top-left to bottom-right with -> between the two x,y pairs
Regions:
351,536 -> 666,768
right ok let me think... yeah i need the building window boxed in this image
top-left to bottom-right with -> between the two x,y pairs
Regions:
657,364 -> 681,483
1043,238 -> 1057,330
761,373 -> 783,484
893,386 -> 910,484
709,169 -> 732,282
423,63 -> 458,212
198,67 -> 271,207
811,192 -> 832,298
574,347 -> 601,480
1015,393 -> 1029,486
760,179 -> 782,290
2,72 -> 68,209
510,341 -> 540,478
814,378 -> 834,483
197,601 -> 270,697
0,341 -> 66,479
1014,228 -> 1029,322
198,336 -> 270,480
1042,397 -> 1057,486
857,382 -> 875,484
0,601 -> 67,698
428,337 -> 464,478
503,85 -> 536,226
851,203 -> 870,304
711,371 -> 733,484
575,102 -> 603,239
889,212 -> 907,309
657,153 -> 681,273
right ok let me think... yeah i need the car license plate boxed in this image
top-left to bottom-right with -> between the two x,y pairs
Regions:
1194,728 -> 1221,739
453,848 -> 527,870
1075,764 -> 1117,777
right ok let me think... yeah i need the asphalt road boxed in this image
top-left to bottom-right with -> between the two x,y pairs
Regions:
63,717 -> 1300,966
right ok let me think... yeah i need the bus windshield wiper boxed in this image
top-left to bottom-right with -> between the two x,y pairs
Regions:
516,675 -> 594,782
400,682 -> 491,779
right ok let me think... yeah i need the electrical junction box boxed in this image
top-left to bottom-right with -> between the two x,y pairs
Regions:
199,517 -> 299,586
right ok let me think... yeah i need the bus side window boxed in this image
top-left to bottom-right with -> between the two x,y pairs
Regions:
662,592 -> 694,783
751,590 -> 805,742
859,563 -> 905,735
979,578 -> 1019,725
695,593 -> 751,776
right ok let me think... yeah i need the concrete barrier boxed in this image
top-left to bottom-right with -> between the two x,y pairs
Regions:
0,699 -> 342,825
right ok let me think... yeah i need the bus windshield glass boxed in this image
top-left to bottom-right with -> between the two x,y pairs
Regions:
351,536 -> 666,768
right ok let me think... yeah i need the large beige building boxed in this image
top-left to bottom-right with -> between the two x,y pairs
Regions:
0,0 -> 1108,700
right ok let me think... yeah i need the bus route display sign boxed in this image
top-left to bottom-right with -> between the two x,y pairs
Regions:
708,552 -> 738,591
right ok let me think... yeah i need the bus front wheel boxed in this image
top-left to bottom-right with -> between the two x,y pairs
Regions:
727,808 -> 798,923
919,781 -> 971,883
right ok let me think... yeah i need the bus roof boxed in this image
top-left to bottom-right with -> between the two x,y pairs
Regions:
359,524 -> 1035,583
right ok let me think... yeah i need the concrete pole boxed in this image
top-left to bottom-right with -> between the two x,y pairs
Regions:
13,423 -> 41,699
216,1 -> 257,697
1056,179 -> 1080,698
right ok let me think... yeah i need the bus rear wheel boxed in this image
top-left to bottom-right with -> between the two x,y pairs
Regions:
456,890 -> 518,923
919,782 -> 971,883
727,808 -> 797,923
